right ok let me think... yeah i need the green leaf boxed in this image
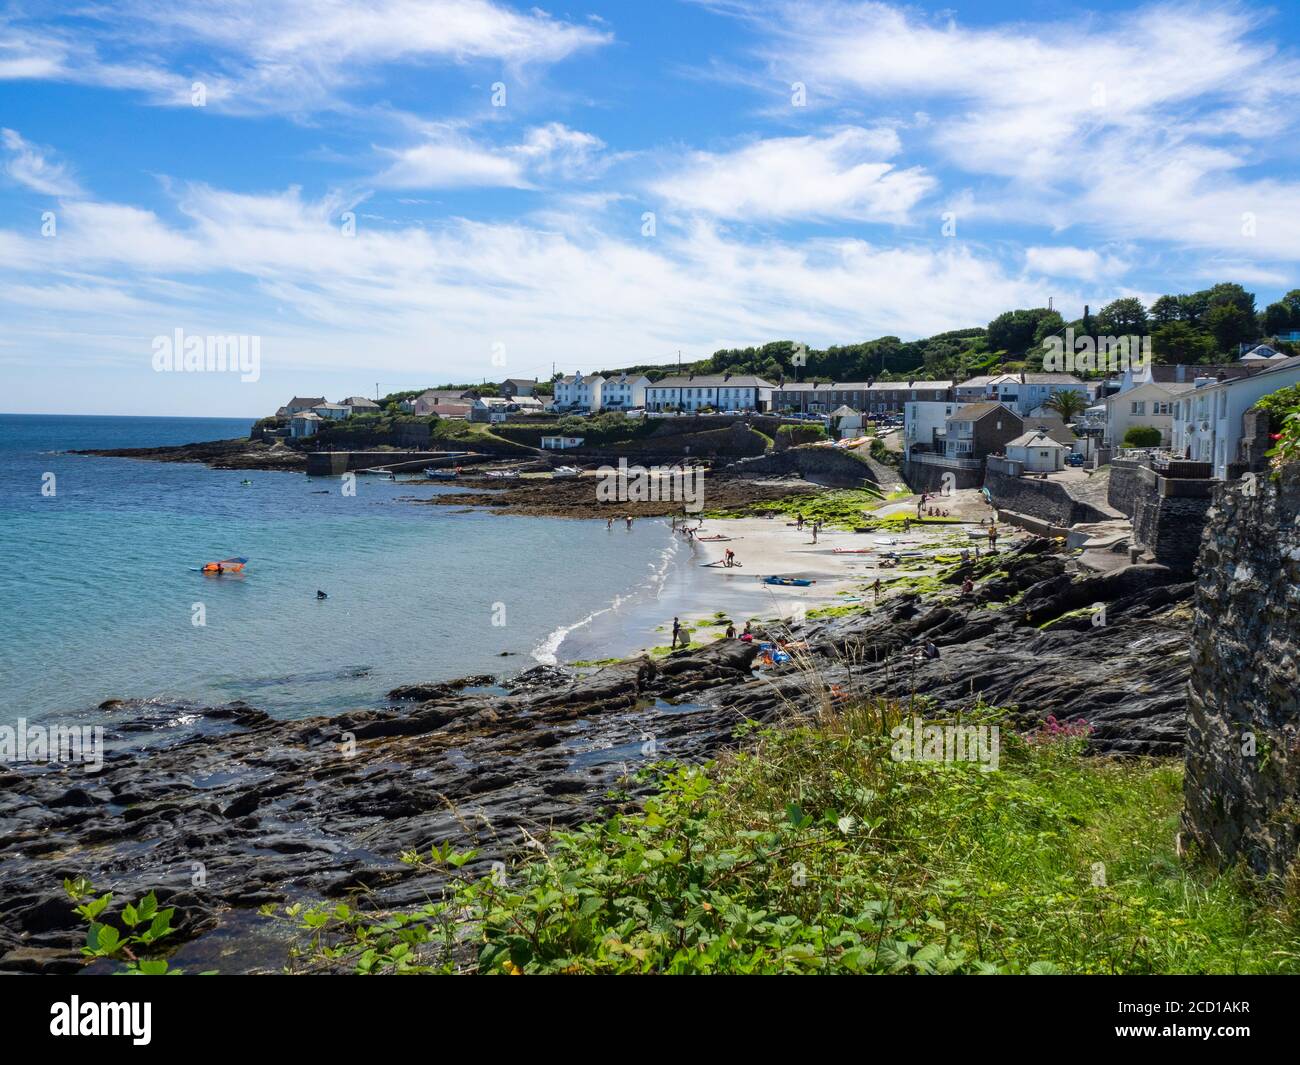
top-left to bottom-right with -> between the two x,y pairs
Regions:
92,924 -> 121,955
138,893 -> 158,921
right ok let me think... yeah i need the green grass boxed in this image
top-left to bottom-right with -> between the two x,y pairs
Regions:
708,488 -> 894,528
274,700 -> 1300,974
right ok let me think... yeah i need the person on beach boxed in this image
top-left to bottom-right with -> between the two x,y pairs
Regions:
961,577 -> 974,598
626,515 -> 633,530
988,525 -> 998,549
795,513 -> 804,530
741,621 -> 754,641
724,548 -> 736,568
872,578 -> 882,602
671,616 -> 681,648
607,517 -> 614,530
725,621 -> 736,638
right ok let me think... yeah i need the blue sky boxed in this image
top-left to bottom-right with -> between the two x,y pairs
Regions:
2,0 -> 1299,417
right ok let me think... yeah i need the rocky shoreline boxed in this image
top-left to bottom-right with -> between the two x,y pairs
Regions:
0,537 -> 1192,974
73,436 -> 308,471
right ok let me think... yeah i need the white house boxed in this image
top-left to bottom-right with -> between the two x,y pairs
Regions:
599,373 -> 650,410
311,402 -> 352,420
826,405 -> 865,438
1103,380 -> 1195,447
552,372 -> 606,412
644,374 -> 774,412
290,411 -> 322,438
1171,356 -> 1300,478
904,400 -> 957,455
993,374 -> 1089,416
955,373 -> 1089,416
1005,429 -> 1069,472
541,435 -> 584,450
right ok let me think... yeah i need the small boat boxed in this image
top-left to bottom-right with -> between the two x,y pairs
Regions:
552,466 -> 581,478
201,556 -> 247,574
694,534 -> 733,542
764,576 -> 815,587
833,547 -> 871,554
239,479 -> 252,486
424,468 -> 459,480
485,469 -> 520,480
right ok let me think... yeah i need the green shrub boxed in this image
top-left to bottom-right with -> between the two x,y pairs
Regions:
1122,425 -> 1162,448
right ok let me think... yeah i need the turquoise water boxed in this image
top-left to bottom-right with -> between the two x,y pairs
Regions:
0,414 -> 678,723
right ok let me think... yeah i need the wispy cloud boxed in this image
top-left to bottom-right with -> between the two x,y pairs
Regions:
734,1 -> 1300,257
1,128 -> 82,196
650,126 -> 932,223
0,0 -> 612,113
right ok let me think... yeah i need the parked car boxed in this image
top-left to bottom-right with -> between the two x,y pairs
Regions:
1066,452 -> 1086,467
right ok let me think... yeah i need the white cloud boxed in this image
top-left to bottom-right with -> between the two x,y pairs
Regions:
652,126 -> 931,222
376,139 -> 529,190
0,180 -> 1053,397
1024,245 -> 1129,283
513,123 -> 607,180
374,122 -> 607,190
741,2 -> 1300,258
1,128 -> 82,196
0,1 -> 611,113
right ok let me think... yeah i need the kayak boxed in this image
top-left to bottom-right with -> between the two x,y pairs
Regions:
833,547 -> 871,554
764,576 -> 815,586
201,556 -> 247,573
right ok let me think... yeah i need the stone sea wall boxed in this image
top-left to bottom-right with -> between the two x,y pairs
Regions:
1182,464 -> 1300,883
984,460 -> 1110,529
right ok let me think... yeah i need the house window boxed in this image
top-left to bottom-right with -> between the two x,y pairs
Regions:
1131,401 -> 1145,415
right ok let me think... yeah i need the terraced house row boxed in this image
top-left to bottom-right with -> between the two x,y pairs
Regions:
771,379 -> 955,414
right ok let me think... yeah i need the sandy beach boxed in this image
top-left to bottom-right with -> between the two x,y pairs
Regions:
555,487 -> 1024,662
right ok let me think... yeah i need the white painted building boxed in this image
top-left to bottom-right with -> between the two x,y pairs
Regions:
1005,429 -> 1069,472
541,435 -> 584,449
599,373 -> 650,410
1171,356 -> 1300,478
904,400 -> 957,455
1103,380 -> 1195,447
290,411 -> 322,438
311,402 -> 352,420
644,374 -> 774,412
955,373 -> 1089,416
552,372 -> 606,412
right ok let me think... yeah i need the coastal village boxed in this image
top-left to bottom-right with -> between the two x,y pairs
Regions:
20,293 -> 1300,981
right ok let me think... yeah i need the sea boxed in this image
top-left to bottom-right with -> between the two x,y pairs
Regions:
0,414 -> 688,724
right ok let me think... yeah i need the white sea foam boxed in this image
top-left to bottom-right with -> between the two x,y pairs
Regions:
531,528 -> 681,665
